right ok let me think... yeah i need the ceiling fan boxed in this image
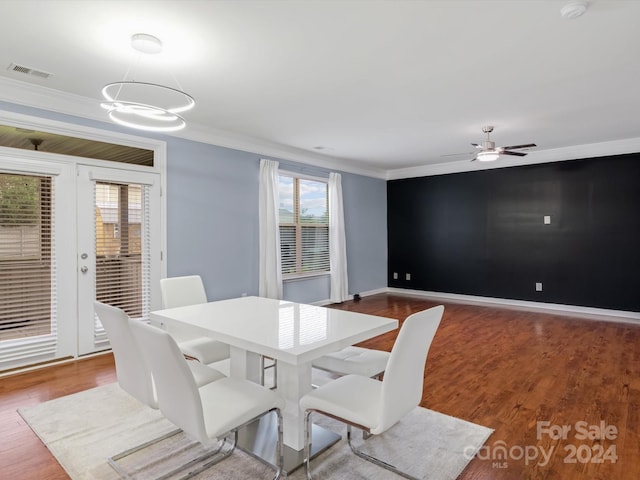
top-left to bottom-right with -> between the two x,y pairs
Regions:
470,126 -> 536,162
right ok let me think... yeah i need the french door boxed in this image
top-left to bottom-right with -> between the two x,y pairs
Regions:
76,165 -> 161,355
0,153 -> 161,370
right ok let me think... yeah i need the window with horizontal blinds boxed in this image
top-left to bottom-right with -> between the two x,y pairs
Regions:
0,173 -> 56,358
94,181 -> 149,342
278,175 -> 329,276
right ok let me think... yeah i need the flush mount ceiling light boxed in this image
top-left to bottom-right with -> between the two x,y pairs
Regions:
101,33 -> 195,132
130,33 -> 163,54
560,1 -> 589,19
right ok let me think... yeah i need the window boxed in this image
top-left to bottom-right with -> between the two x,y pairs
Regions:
95,182 -> 146,319
0,173 -> 54,342
278,174 -> 329,276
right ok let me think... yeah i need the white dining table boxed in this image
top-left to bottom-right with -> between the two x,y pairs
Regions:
150,295 -> 398,472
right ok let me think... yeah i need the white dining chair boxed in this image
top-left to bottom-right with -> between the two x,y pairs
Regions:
300,305 -> 444,480
160,275 -> 231,364
312,345 -> 390,380
161,275 -> 277,388
130,319 -> 285,480
94,301 -> 226,477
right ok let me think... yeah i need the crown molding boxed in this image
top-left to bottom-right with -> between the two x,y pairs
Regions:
385,137 -> 640,180
179,122 -> 388,179
0,77 -> 387,179
0,76 -> 103,121
3,77 -> 638,182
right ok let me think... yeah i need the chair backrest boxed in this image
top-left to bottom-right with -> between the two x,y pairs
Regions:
377,305 -> 444,434
94,301 -> 157,408
129,319 -> 209,443
160,275 -> 207,309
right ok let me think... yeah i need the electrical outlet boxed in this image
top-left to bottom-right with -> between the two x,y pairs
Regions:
393,272 -> 398,279
536,282 -> 543,292
406,273 -> 411,281
544,215 -> 551,225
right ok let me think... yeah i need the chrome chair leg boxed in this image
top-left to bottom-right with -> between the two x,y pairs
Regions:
108,428 -> 182,478
111,409 -> 283,480
181,408 -> 284,480
108,428 -> 227,480
304,410 -> 314,480
346,424 -> 420,480
160,433 -> 235,480
303,410 -> 420,480
273,408 -> 284,480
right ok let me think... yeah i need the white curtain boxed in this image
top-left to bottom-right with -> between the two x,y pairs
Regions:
258,159 -> 283,299
329,172 -> 349,303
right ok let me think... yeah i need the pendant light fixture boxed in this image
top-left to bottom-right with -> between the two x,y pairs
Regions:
101,34 -> 195,132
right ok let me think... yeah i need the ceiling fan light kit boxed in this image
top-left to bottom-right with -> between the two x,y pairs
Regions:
476,151 -> 500,162
469,126 -> 536,162
100,33 -> 195,132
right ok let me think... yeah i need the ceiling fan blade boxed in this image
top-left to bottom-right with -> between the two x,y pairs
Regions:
471,143 -> 482,149
501,143 -> 536,150
502,150 -> 528,157
441,151 -> 476,157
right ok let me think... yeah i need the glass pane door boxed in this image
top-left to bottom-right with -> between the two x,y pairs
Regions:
0,158 -> 76,371
77,166 -> 160,355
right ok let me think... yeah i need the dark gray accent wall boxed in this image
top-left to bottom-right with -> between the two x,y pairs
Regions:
387,154 -> 640,312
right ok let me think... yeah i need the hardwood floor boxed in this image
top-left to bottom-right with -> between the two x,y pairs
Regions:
1,293 -> 639,480
0,353 -> 116,480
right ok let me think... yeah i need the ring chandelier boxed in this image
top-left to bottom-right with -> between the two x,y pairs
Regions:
100,34 -> 195,132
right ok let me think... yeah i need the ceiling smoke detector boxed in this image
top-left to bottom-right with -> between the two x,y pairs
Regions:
560,1 -> 589,19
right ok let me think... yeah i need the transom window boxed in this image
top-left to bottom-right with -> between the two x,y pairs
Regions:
278,174 -> 329,277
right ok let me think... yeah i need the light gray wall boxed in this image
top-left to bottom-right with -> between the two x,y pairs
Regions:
342,172 -> 388,296
0,101 -> 388,304
165,139 -> 260,300
166,147 -> 388,303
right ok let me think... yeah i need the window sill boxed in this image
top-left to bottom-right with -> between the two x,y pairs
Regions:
283,271 -> 330,282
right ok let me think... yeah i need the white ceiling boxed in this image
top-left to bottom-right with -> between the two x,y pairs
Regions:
1,0 -> 639,179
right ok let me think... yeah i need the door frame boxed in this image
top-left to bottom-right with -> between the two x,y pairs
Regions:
0,109 -> 167,366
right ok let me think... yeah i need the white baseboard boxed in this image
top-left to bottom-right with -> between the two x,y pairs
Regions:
312,288 -> 388,306
306,287 -> 639,325
358,287 -> 390,298
386,287 -> 640,324
311,298 -> 332,306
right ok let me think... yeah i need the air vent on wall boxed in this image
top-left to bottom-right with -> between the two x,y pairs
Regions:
7,63 -> 53,79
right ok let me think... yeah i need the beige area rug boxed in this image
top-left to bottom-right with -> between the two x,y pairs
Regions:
18,383 -> 493,480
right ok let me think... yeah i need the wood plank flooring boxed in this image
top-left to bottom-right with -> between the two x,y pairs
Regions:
1,293 -> 639,480
0,353 -> 116,479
